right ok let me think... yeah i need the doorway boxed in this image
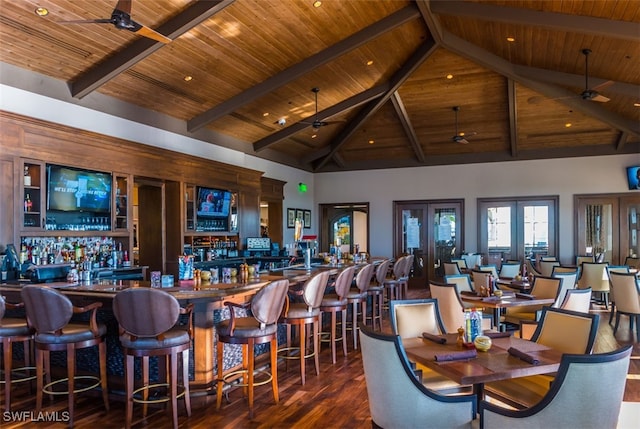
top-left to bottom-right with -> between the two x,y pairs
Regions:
394,200 -> 464,288
319,203 -> 369,255
135,179 -> 165,274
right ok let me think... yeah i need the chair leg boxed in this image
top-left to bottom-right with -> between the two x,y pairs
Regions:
341,308 -> 347,358
614,313 -> 621,335
35,348 -> 43,414
247,338 -> 255,419
609,302 -> 615,325
299,322 -> 306,385
182,349 -> 191,417
330,310 -> 337,364
99,341 -> 109,411
170,351 -> 178,429
66,343 -> 75,428
125,355 -> 134,429
313,318 -> 320,377
3,338 -> 12,412
636,316 -> 640,343
44,350 -> 52,401
351,301 -> 358,350
142,356 -> 149,418
270,337 -> 279,404
216,341 -> 224,410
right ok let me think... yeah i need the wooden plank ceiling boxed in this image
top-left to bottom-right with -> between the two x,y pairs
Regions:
1,0 -> 638,172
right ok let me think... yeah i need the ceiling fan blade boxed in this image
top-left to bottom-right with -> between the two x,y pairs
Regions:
591,93 -> 610,103
58,19 -> 113,25
591,80 -> 614,92
114,0 -> 133,15
458,138 -> 470,145
135,25 -> 172,44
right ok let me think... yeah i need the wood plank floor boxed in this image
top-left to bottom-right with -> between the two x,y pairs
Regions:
3,287 -> 639,428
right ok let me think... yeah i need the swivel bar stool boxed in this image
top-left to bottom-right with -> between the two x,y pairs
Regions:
1,295 -> 34,412
320,266 -> 355,363
279,270 -> 330,385
345,263 -> 375,349
21,285 -> 109,428
113,288 -> 193,429
367,259 -> 390,330
216,279 -> 289,418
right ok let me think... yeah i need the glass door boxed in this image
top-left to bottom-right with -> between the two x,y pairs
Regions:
479,196 -> 558,264
621,196 -> 640,261
394,200 -> 463,287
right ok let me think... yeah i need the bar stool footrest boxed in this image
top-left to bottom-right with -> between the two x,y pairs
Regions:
0,366 -> 37,384
43,375 -> 101,395
132,382 -> 187,405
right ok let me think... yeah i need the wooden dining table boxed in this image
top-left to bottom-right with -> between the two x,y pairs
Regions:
460,293 -> 555,331
402,334 -> 563,402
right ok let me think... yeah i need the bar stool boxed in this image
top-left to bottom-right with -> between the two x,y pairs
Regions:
20,285 -> 109,428
278,270 -> 330,385
112,288 -> 193,429
367,259 -> 390,330
383,256 -> 408,302
320,266 -> 355,363
216,279 -> 289,418
345,263 -> 375,349
1,295 -> 34,412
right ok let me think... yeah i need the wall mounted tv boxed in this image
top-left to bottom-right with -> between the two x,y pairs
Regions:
47,164 -> 112,213
196,187 -> 232,218
627,165 -> 640,190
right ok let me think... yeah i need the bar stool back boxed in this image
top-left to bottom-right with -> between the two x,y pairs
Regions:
279,270 -> 330,385
367,259 -> 390,330
113,288 -> 193,429
345,263 -> 375,349
1,296 -> 34,412
21,285 -> 109,428
216,279 -> 289,418
320,266 -> 355,363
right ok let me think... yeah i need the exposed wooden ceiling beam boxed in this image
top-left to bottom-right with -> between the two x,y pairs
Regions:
616,132 -> 629,151
71,0 -> 233,99
313,38 -> 438,172
430,0 -> 640,41
507,79 -> 518,158
187,5 -> 421,132
439,30 -> 640,137
514,65 -> 639,98
390,91 -> 426,163
252,85 -> 389,152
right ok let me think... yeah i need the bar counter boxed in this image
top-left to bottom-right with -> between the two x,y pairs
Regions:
0,276 -> 281,391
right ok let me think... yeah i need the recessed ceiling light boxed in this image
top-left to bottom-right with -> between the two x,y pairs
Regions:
35,7 -> 49,17
507,37 -> 515,42
446,74 -> 453,79
183,75 -> 192,82
366,60 -> 374,66
313,1 -> 322,7
263,112 -> 269,117
565,123 -> 572,128
312,134 -> 317,139
368,140 -> 374,145
634,103 -> 640,107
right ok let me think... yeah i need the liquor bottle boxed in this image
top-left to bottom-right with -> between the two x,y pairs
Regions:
24,194 -> 32,212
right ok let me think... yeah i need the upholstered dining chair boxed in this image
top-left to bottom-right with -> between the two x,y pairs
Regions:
443,273 -> 474,294
215,279 -> 289,418
559,287 -> 592,313
21,285 -> 109,428
429,282 -> 492,333
279,270 -> 330,385
443,262 -> 462,276
502,276 -> 562,326
609,271 -> 640,342
479,264 -> 499,279
551,269 -> 578,307
486,307 -> 601,409
0,295 -> 34,412
345,263 -> 375,350
538,260 -> 560,277
481,346 -> 632,429
451,257 -> 467,270
471,270 -> 492,295
623,256 -> 640,270
498,261 -> 521,279
398,254 -> 414,300
359,324 -> 476,429
113,287 -> 193,429
578,262 -> 610,308
606,265 -> 631,325
320,265 -> 355,363
525,258 -> 543,278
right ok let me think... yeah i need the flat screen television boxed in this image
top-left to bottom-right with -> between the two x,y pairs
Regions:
196,187 -> 231,218
627,166 -> 640,190
47,164 -> 112,213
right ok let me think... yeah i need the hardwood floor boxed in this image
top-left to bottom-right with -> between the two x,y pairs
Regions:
3,287 -> 639,428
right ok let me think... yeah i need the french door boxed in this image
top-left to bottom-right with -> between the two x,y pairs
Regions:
394,200 -> 464,288
478,196 -> 558,264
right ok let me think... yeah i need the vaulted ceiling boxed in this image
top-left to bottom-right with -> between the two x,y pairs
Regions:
1,0 -> 639,172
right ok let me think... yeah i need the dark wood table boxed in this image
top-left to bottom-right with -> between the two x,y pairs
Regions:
460,294 -> 555,331
403,334 -> 563,401
496,278 -> 532,292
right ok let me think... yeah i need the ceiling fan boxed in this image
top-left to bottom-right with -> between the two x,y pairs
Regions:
580,48 -> 611,102
451,106 -> 476,144
301,88 -> 342,131
58,0 -> 171,44
528,48 -> 612,104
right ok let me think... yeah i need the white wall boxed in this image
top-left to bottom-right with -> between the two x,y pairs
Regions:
315,155 -> 639,263
2,83 -> 637,263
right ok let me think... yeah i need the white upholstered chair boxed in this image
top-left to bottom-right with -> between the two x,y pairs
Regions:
498,261 -> 521,279
359,324 -> 476,429
559,287 -> 592,313
503,276 -> 562,325
429,282 -> 493,333
578,262 -> 610,308
609,271 -> 640,342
